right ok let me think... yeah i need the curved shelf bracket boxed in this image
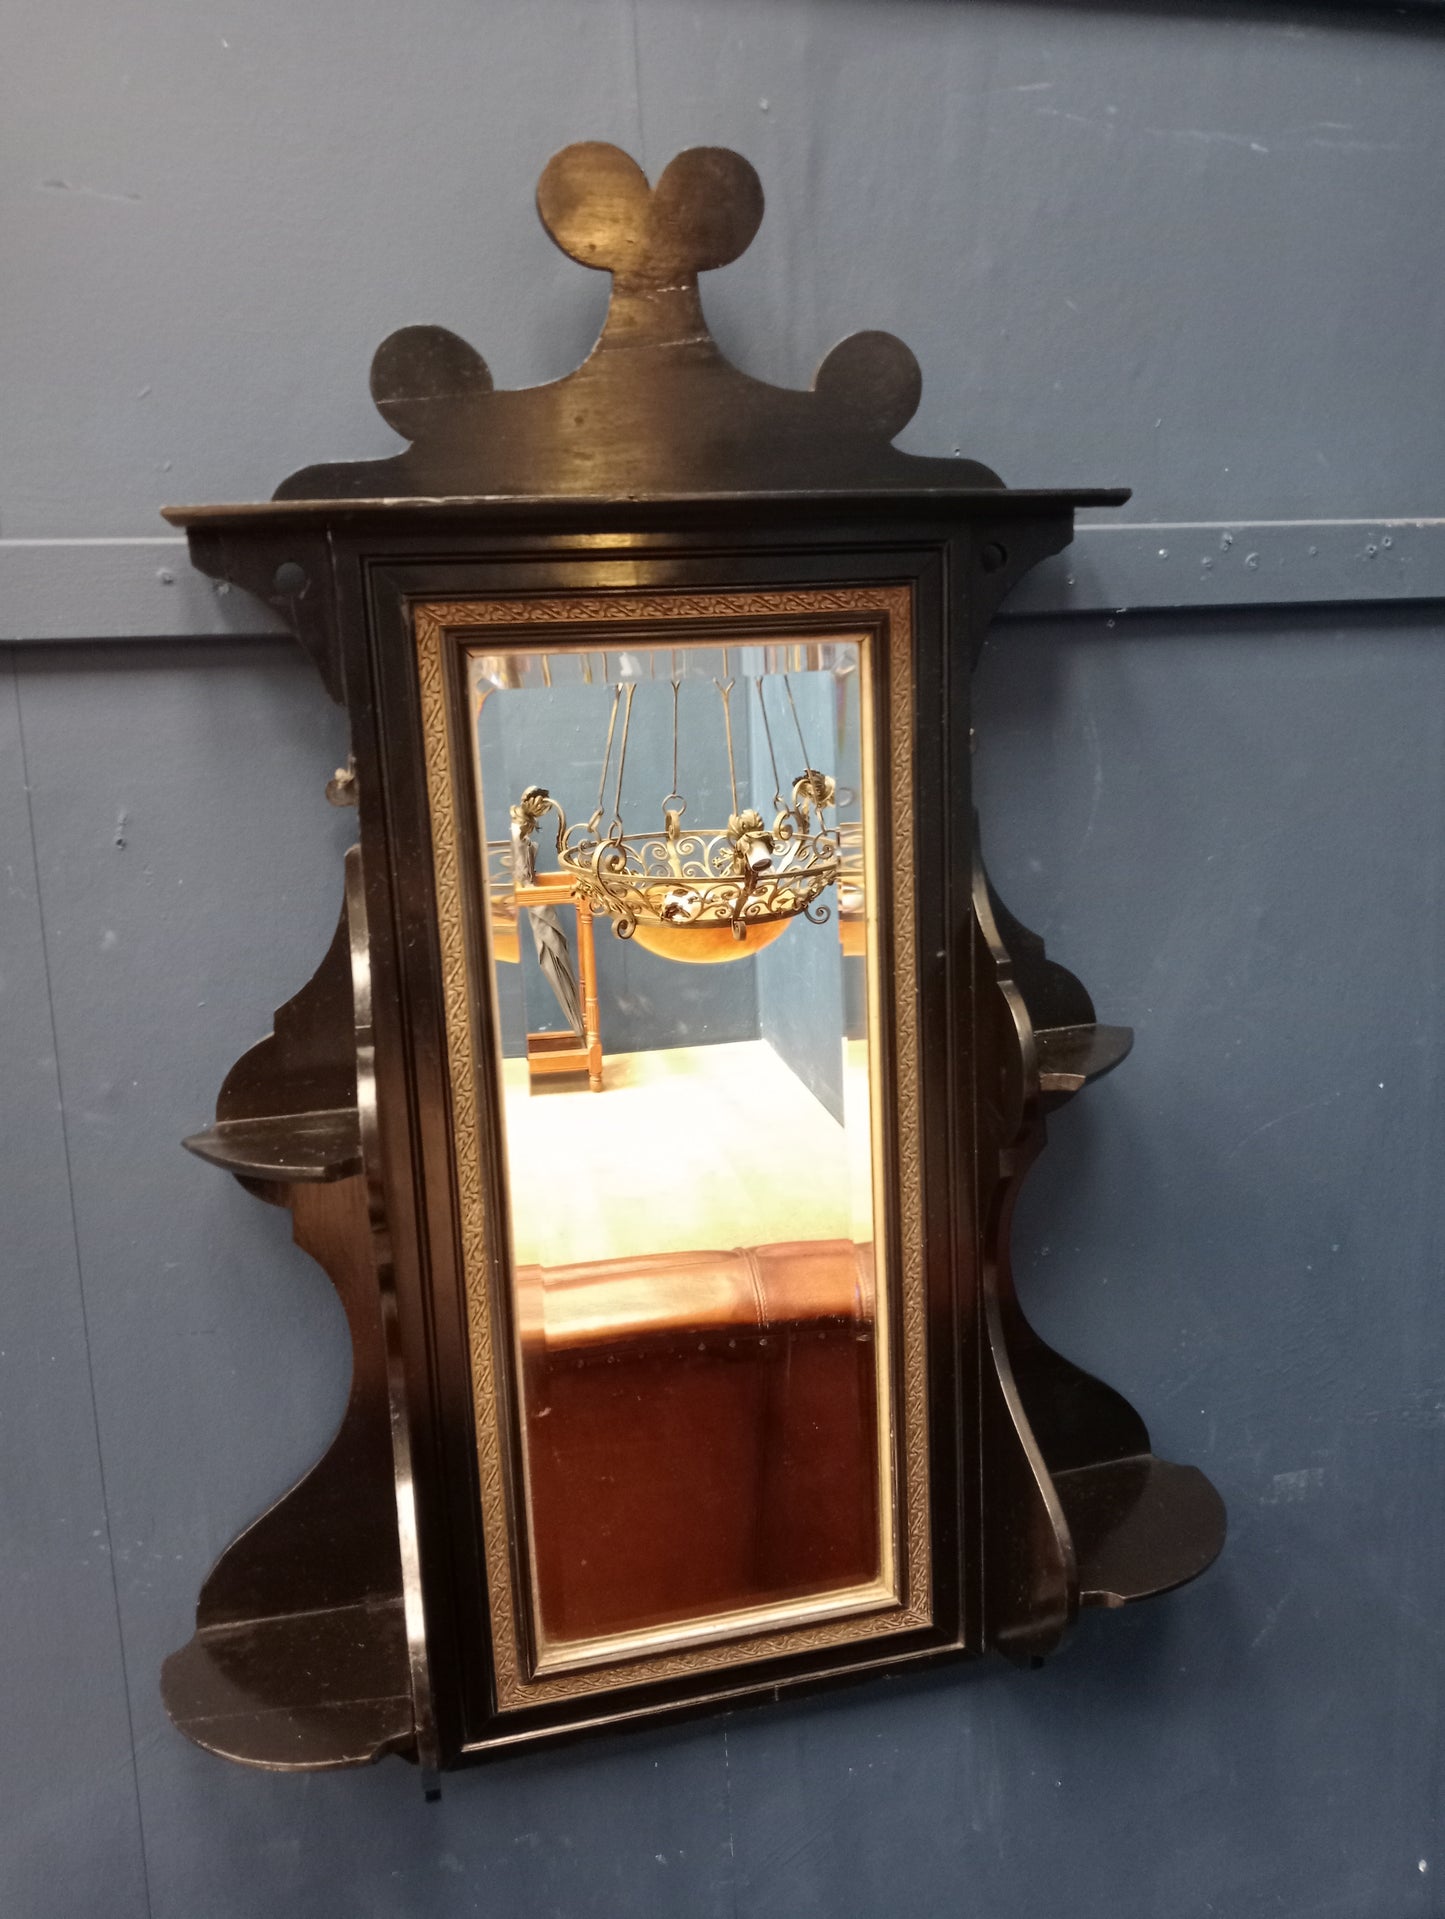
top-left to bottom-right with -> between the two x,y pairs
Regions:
973,829 -> 1225,1657
166,849 -> 419,1771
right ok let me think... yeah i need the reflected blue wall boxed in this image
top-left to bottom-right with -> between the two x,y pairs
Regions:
476,658 -> 861,1101
477,670 -> 761,1056
752,669 -> 849,1123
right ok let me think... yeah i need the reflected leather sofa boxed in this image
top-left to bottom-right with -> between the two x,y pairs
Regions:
517,1239 -> 880,1644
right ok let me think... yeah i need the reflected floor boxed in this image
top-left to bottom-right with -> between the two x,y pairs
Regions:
506,1034 -> 885,1646
501,1037 -> 873,1268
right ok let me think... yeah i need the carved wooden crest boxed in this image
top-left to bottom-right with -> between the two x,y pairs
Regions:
276,141 -> 1004,501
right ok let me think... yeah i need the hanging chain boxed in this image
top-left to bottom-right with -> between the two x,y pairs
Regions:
755,674 -> 785,811
663,669 -> 686,817
781,671 -> 834,825
714,674 -> 740,815
589,684 -> 623,831
783,673 -> 812,767
609,682 -> 637,837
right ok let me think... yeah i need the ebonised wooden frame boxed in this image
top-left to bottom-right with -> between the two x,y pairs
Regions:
165,141 -> 1225,1777
412,582 -> 927,1704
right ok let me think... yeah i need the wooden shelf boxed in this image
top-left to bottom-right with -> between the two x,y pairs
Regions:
1055,1454 -> 1227,1609
1035,1023 -> 1134,1102
183,1107 -> 361,1182
162,1597 -> 413,1771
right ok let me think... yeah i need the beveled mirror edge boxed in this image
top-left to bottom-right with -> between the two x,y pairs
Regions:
467,632 -> 897,1668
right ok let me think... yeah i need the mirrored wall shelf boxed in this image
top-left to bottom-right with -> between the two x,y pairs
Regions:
165,140 -> 1224,1779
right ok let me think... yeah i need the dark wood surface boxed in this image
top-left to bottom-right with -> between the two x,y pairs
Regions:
1035,1023 -> 1135,1103
181,1108 -> 362,1184
160,1598 -> 413,1773
972,831 -> 1226,1658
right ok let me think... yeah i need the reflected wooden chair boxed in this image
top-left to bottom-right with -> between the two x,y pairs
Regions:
492,869 -> 605,1091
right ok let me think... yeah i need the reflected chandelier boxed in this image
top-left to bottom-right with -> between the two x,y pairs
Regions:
513,667 -> 840,965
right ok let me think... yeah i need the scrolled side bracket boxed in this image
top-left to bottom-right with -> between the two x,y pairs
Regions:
165,848 -> 426,1771
973,830 -> 1226,1659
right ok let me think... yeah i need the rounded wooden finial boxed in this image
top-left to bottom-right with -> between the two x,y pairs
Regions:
814,332 -> 923,441
537,142 -> 763,282
369,326 -> 493,440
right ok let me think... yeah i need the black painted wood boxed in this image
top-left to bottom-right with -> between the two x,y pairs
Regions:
270,142 -> 1004,504
165,140 -> 1124,523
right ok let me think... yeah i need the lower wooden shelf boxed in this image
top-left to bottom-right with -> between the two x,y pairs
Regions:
162,1598 -> 413,1771
182,1108 -> 362,1182
1035,1022 -> 1134,1103
1056,1453 -> 1227,1609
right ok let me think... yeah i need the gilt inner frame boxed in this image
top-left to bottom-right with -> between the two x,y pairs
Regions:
413,585 -> 931,1708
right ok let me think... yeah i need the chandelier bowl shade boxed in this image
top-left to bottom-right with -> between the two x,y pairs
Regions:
629,917 -> 791,964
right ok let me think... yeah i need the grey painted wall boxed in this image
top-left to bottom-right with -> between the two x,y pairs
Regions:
3,4 -> 1445,1918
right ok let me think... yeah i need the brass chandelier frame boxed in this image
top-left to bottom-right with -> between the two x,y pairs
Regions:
512,669 -> 844,955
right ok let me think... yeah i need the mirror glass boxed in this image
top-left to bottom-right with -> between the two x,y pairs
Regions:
468,632 -> 895,1664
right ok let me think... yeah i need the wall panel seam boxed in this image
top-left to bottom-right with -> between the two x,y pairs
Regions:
3,521 -> 1445,640
11,657 -> 157,1919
